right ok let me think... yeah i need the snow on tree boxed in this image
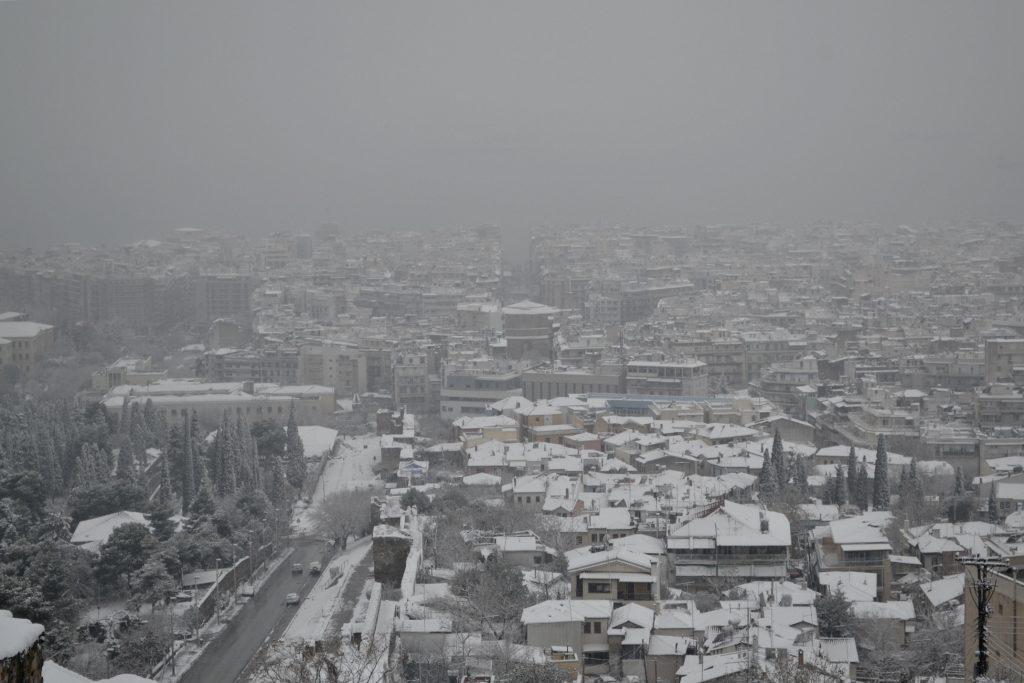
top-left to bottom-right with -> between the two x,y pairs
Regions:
872,434 -> 890,510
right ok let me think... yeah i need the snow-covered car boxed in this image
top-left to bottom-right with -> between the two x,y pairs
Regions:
309,561 -> 322,574
285,593 -> 300,606
291,563 -> 304,574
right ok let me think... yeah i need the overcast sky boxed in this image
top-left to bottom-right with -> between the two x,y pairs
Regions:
1,1 -> 1022,248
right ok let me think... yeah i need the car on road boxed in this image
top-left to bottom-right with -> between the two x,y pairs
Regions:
309,561 -> 322,575
291,562 -> 304,574
285,593 -> 300,606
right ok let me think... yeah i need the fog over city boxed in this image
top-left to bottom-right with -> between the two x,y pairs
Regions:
3,3 -> 1024,683
2,1 -> 1023,248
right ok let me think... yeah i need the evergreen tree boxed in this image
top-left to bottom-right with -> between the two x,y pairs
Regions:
267,456 -> 290,506
771,430 -> 785,483
189,461 -> 216,520
989,486 -> 999,524
118,397 -> 131,435
285,405 -> 306,490
794,456 -> 809,497
846,446 -> 858,490
855,462 -> 870,509
38,429 -> 63,497
872,434 -> 890,510
182,416 -> 195,513
116,438 -> 136,483
954,467 -> 964,496
146,459 -> 177,542
834,465 -> 847,505
143,399 -> 160,447
758,456 -> 779,504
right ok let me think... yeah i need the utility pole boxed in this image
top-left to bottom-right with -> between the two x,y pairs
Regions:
960,555 -> 1009,678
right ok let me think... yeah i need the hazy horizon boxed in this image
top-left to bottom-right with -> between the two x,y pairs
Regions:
2,1 -> 1023,248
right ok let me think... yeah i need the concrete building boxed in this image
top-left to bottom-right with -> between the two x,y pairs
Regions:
440,367 -> 522,419
502,300 -> 559,361
521,369 -> 621,401
625,359 -> 708,397
985,338 -> 1024,383
298,342 -> 367,396
0,321 -> 56,376
91,356 -> 167,392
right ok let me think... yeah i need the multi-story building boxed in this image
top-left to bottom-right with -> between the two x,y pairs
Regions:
625,359 -> 708,397
0,321 -> 56,376
298,342 -> 367,397
502,300 -> 559,361
750,356 -> 819,417
392,352 -> 436,414
521,369 -> 621,401
668,501 -> 791,586
976,384 -> 1024,429
440,366 -> 522,419
985,338 -> 1024,383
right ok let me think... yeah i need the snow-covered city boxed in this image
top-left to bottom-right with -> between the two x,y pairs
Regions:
2,3 -> 1023,683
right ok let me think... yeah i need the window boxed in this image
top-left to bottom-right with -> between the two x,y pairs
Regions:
583,622 -> 591,634
589,582 -> 610,594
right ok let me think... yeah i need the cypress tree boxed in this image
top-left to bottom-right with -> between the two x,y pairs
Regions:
856,462 -> 870,509
759,456 -> 779,504
285,405 -> 306,489
116,438 -> 136,482
872,435 -> 890,510
771,430 -> 785,484
834,466 -> 847,505
989,486 -> 999,524
954,467 -> 964,496
182,415 -> 195,512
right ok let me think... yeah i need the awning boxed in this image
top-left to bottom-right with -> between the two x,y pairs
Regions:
840,543 -> 891,552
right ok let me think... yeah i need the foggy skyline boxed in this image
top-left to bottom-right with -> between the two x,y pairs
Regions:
1,1 -> 1022,248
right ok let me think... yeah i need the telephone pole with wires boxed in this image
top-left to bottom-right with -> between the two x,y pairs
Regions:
960,555 -> 1009,678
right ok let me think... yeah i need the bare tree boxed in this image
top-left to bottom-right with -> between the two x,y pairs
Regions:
251,635 -> 395,683
311,487 -> 378,549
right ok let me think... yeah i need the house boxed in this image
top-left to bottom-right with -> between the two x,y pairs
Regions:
567,546 -> 659,607
818,571 -> 877,602
810,511 -> 893,601
520,599 -> 614,675
70,511 -> 151,554
850,600 -> 916,646
586,507 -> 636,544
669,501 -> 791,586
488,533 -> 557,568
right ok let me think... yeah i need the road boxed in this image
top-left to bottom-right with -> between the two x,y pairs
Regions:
177,539 -> 329,683
178,436 -> 382,683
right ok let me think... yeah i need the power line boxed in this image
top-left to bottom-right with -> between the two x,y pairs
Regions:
960,555 -> 1009,678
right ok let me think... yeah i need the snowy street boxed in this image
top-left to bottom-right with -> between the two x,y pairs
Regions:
292,434 -> 383,535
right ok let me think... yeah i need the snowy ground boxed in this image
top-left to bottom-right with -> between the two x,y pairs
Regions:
296,425 -> 338,459
279,537 -> 371,643
292,433 -> 383,534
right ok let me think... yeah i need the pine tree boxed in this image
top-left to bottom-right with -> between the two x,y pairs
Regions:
834,466 -> 847,505
147,456 -> 177,540
872,435 -> 890,510
856,462 -> 870,509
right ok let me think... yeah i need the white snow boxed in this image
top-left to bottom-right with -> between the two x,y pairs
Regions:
292,433 -> 382,534
281,538 -> 371,643
0,610 -> 44,658
296,425 -> 338,458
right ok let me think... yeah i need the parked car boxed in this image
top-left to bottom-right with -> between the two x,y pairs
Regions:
291,563 -> 304,574
309,561 -> 322,575
285,593 -> 300,606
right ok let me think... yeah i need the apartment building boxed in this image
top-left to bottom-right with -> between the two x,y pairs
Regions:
625,359 -> 709,397
0,321 -> 56,375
